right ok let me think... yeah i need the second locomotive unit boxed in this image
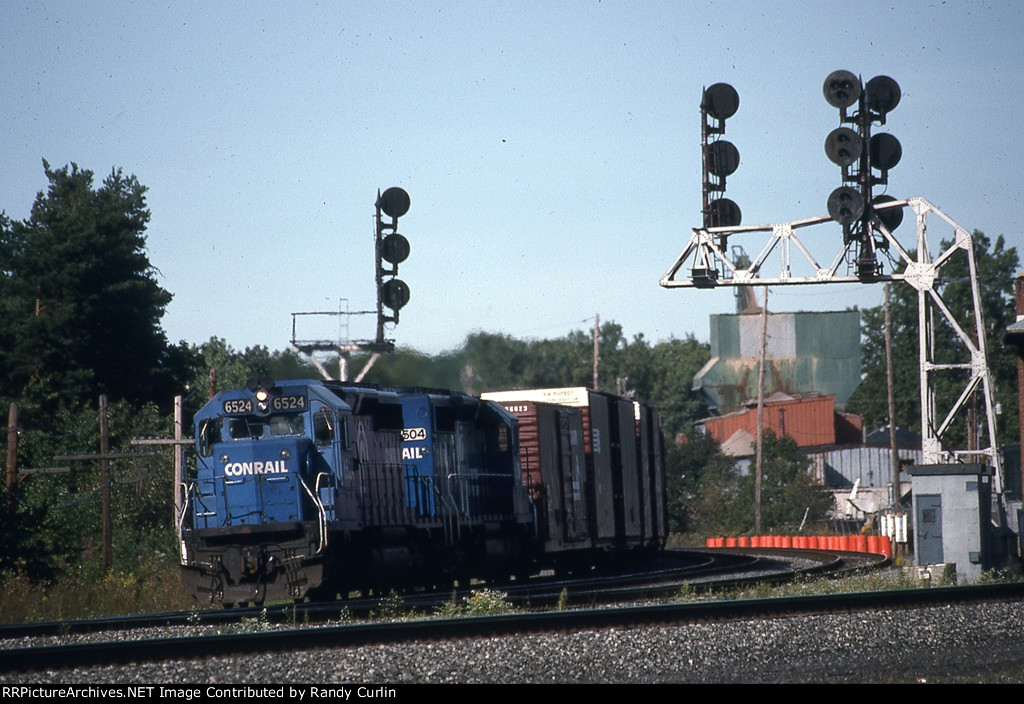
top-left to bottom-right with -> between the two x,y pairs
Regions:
179,379 -> 666,604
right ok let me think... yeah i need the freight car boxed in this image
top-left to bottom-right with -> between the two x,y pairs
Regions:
178,379 -> 666,604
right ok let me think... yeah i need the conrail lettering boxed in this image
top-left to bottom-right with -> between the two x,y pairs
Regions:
224,460 -> 289,476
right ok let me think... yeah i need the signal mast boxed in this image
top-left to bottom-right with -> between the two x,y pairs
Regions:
291,187 -> 412,381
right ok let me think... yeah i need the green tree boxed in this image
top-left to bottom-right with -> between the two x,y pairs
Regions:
193,338 -> 316,392
667,429 -> 828,536
755,432 -> 830,531
0,161 -> 196,411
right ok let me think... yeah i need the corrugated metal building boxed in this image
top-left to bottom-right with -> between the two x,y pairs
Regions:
693,310 -> 861,415
804,445 -> 923,489
697,392 -> 862,451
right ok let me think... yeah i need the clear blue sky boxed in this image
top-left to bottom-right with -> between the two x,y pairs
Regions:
2,0 -> 1021,358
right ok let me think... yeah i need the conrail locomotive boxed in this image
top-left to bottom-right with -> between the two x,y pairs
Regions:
179,379 -> 667,604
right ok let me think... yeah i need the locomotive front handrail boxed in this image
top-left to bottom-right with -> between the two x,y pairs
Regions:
176,481 -> 193,564
299,476 -> 328,554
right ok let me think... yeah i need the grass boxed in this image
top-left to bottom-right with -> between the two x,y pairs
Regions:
1,541 -> 1019,625
1,559 -> 198,624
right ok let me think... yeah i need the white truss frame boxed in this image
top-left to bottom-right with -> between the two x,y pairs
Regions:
661,196 -> 1003,493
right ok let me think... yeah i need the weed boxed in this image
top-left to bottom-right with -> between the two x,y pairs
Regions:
556,587 -> 570,611
372,590 -> 408,621
464,589 -> 515,616
239,608 -> 270,632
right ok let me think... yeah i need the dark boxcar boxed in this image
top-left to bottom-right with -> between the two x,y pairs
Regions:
482,387 -> 666,549
489,400 -> 591,553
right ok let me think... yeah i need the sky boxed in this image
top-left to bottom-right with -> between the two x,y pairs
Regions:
2,0 -> 1022,361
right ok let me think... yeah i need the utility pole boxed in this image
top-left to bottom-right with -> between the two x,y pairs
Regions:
754,287 -> 768,533
884,283 -> 900,504
55,397 -> 155,572
100,394 -> 111,570
592,313 -> 600,390
6,403 -> 17,511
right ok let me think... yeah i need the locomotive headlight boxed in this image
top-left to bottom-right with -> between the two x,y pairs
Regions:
220,453 -> 229,464
280,448 -> 291,460
255,388 -> 270,412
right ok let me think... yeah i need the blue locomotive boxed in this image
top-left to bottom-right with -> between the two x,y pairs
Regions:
179,379 -> 666,604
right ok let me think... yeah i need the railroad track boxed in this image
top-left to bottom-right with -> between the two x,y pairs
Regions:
5,578 -> 1024,676
0,547 -> 887,674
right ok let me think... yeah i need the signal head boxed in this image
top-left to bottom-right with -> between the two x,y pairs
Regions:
824,127 -> 863,167
382,278 -> 411,311
866,75 -> 901,121
828,186 -> 865,225
823,70 -> 862,109
701,83 -> 739,121
706,140 -> 740,177
707,198 -> 742,228
381,233 -> 410,264
378,187 -> 411,218
869,133 -> 902,172
871,195 -> 903,233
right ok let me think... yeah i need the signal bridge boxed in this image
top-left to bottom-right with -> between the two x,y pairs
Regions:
660,196 -> 1004,494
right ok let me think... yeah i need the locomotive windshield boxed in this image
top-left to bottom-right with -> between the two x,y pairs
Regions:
198,413 -> 307,456
228,413 -> 305,439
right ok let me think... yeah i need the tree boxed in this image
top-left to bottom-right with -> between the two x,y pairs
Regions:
847,231 -> 1019,448
0,161 -> 196,411
667,429 -> 828,536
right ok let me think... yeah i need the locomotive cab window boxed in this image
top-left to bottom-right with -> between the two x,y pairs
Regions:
229,418 -> 263,439
314,408 -> 334,446
198,419 -> 221,457
269,414 -> 305,436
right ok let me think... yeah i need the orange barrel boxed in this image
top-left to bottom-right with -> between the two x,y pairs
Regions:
867,534 -> 880,554
879,535 -> 892,557
838,534 -> 851,551
725,537 -> 737,548
737,536 -> 750,548
781,535 -> 793,549
852,534 -> 868,553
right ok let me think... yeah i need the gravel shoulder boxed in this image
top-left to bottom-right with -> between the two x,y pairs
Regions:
5,599 -> 1024,684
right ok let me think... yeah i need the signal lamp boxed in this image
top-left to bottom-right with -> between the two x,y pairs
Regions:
382,278 -> 410,311
381,233 -> 410,264
865,75 -> 901,122
824,127 -> 863,167
869,133 -> 902,174
708,198 -> 742,228
701,83 -> 739,121
828,186 -> 865,227
871,195 -> 903,237
378,187 -> 410,218
823,70 -> 861,110
706,140 -> 740,177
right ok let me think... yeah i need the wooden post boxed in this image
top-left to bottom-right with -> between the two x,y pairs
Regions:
174,395 -> 183,523
100,394 -> 111,571
6,403 -> 17,511
754,287 -> 768,534
884,284 -> 900,505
